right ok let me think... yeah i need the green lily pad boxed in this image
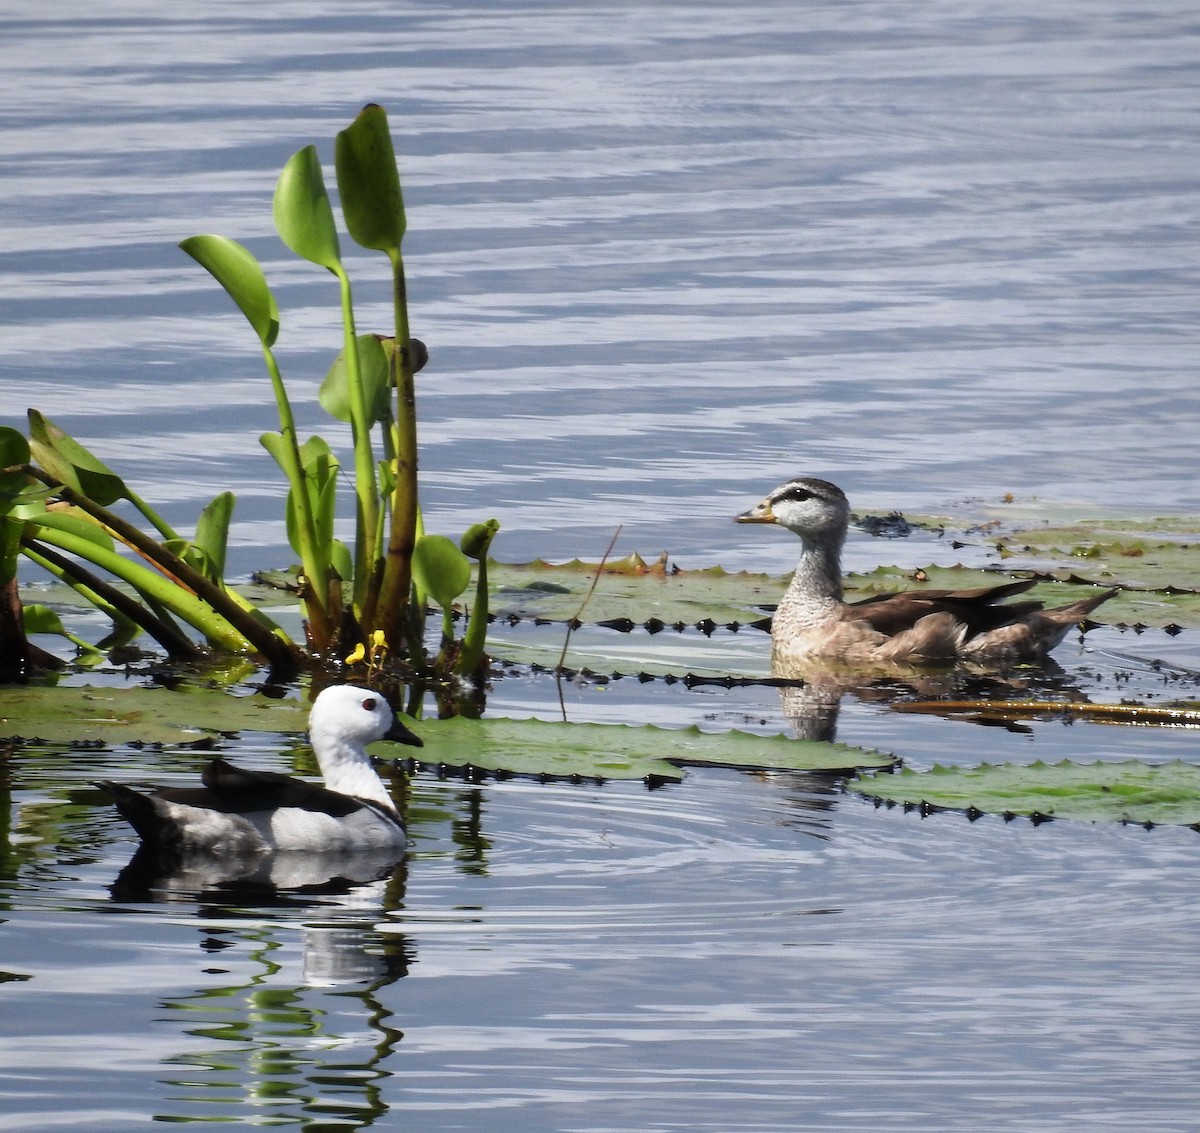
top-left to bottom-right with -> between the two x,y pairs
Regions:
0,684 -> 309,745
486,620 -> 772,680
251,529 -> 1200,634
487,555 -> 776,626
0,684 -> 891,780
851,760 -> 1200,826
489,558 -> 1183,633
395,714 -> 891,781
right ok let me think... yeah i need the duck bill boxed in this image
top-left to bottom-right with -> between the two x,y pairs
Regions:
735,500 -> 777,524
385,714 -> 424,747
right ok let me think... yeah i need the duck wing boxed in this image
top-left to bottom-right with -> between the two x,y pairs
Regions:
96,759 -> 402,856
192,759 -> 365,817
845,579 -> 1042,641
96,760 -> 363,824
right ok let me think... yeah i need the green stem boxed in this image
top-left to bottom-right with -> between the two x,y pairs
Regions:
22,468 -> 301,665
27,524 -> 251,652
260,343 -> 332,636
21,539 -> 202,658
124,486 -> 179,544
333,265 -> 378,615
456,555 -> 490,676
375,249 -> 418,647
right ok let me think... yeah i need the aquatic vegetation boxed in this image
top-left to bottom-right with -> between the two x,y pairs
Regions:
852,759 -> 1200,827
2,109 -> 1199,810
1,106 -> 496,688
0,684 -> 894,780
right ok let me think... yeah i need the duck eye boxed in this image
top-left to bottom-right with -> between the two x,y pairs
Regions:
782,487 -> 812,502
362,697 -> 377,711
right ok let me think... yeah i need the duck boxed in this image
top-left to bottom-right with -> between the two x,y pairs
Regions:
736,476 -> 1117,668
96,684 -> 422,856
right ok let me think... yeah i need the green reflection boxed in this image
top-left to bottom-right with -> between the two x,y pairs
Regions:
157,923 -> 411,1127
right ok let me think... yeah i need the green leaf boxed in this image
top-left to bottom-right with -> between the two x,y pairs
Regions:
180,235 -> 280,348
274,145 -> 342,271
330,538 -> 353,585
335,103 -> 406,254
458,520 -> 501,675
21,604 -> 103,657
27,410 -> 128,507
319,334 -> 391,425
0,685 -> 892,780
0,685 -> 309,746
0,426 -> 30,502
485,556 -> 775,626
461,519 -> 500,561
388,716 -> 894,780
194,491 -> 235,582
297,435 -> 339,546
852,760 -> 1200,826
412,534 -> 472,610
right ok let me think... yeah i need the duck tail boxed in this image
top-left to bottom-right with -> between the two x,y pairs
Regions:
1047,586 -> 1120,623
94,781 -> 170,847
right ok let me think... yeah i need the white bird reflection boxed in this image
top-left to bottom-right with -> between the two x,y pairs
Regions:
107,844 -> 409,986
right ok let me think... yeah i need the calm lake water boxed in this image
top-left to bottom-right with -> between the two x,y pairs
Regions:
3,1 -> 1200,1130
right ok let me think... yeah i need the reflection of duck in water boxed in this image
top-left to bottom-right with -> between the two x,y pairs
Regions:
97,685 -> 422,856
736,477 -> 1117,738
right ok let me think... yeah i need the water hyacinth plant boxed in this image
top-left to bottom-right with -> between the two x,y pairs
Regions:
1,104 -> 496,690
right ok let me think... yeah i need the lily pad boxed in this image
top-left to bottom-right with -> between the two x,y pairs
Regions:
0,684 -> 892,780
851,760 -> 1200,826
0,684 -> 309,745
487,555 -> 777,626
392,715 -> 892,782
251,539 -> 1199,634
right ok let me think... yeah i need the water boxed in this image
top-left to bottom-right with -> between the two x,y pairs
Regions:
3,0 -> 1200,1129
4,0 -> 1198,575
7,734 -> 1200,1132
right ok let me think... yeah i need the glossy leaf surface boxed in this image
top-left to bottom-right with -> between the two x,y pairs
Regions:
180,234 -> 280,347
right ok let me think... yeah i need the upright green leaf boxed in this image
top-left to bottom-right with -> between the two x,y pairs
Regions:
413,534 -> 472,643
180,235 -> 280,348
297,435 -> 339,549
194,491 -> 235,581
331,106 -> 418,644
319,334 -> 392,425
274,145 -> 342,271
335,103 -> 407,253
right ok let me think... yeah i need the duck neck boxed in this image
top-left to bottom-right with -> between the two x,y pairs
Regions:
781,534 -> 845,617
314,735 -> 397,812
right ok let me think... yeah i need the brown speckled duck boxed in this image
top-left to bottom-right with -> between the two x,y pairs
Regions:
737,476 -> 1116,668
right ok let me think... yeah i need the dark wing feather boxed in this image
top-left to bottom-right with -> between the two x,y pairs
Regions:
845,579 -> 1044,641
143,759 -> 364,818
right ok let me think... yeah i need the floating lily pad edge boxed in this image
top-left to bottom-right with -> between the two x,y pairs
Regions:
850,758 -> 1200,828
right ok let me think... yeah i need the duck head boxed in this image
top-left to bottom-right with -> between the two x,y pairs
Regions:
736,477 -> 850,544
309,685 -> 422,758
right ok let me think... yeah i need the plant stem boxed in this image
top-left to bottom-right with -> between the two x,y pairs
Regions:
333,266 -> 379,616
22,539 -> 204,658
22,467 -> 301,665
374,250 -> 418,646
259,344 -> 334,642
